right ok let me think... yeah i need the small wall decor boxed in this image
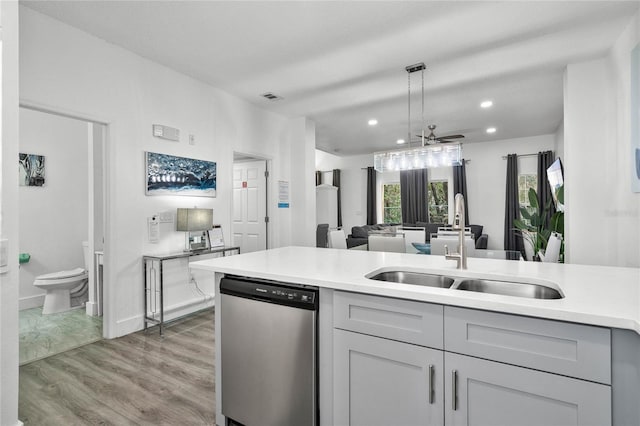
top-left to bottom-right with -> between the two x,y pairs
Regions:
19,153 -> 45,187
146,152 -> 216,197
632,43 -> 640,192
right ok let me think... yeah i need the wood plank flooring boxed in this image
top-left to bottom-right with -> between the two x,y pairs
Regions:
19,309 -> 216,426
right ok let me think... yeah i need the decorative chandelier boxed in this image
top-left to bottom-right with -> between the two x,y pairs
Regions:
373,63 -> 462,172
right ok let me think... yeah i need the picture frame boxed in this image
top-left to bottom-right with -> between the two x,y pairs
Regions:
146,151 -> 216,197
208,225 -> 225,248
19,153 -> 46,187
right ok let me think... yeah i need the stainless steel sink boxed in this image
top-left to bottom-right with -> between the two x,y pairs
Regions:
454,279 -> 564,299
368,271 -> 455,288
367,270 -> 564,299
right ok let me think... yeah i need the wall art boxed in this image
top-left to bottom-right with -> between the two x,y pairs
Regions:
632,43 -> 640,192
146,152 -> 216,197
19,153 -> 45,187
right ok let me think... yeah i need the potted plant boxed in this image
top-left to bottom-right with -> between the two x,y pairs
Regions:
513,186 -> 564,261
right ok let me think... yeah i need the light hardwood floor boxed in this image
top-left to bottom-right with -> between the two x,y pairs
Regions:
19,309 -> 216,426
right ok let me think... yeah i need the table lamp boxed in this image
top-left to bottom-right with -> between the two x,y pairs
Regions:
176,208 -> 213,251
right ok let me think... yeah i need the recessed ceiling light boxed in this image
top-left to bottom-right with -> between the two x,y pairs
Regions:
368,119 -> 378,126
486,127 -> 497,134
396,139 -> 405,144
480,100 -> 493,108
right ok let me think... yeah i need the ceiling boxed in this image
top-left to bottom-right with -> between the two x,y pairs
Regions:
23,1 -> 639,156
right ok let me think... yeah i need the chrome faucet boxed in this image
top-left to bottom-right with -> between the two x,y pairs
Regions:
445,193 -> 467,270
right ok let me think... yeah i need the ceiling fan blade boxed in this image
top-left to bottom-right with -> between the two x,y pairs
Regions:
438,134 -> 465,139
437,139 -> 457,144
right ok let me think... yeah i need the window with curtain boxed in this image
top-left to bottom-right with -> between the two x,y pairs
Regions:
382,174 -> 449,224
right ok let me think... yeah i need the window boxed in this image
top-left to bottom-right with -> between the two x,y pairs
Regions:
383,183 -> 401,223
428,180 -> 449,223
518,173 -> 538,224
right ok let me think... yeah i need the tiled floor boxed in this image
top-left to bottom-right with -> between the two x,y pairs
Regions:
19,307 -> 103,365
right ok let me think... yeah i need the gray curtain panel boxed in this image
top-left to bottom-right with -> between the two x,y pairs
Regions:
504,154 -> 522,252
315,170 -> 322,186
366,167 -> 377,225
400,168 -> 429,224
537,150 -> 554,226
332,169 -> 342,228
453,160 -> 469,224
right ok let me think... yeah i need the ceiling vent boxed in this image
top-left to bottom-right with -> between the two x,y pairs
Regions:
261,92 -> 284,101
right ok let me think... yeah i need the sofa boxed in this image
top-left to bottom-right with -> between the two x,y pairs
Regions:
346,222 -> 488,249
346,223 -> 400,248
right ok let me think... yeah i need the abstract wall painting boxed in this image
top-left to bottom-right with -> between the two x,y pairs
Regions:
632,43 -> 640,193
146,152 -> 216,197
19,153 -> 46,187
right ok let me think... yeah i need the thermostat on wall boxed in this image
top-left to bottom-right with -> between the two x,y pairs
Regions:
152,124 -> 180,142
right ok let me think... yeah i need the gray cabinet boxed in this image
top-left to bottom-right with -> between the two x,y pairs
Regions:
330,292 -> 613,426
334,290 -> 443,349
444,306 -> 611,384
333,329 -> 444,426
445,352 -> 612,426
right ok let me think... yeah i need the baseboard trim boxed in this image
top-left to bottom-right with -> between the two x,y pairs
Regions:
19,294 -> 44,311
115,296 -> 215,338
85,301 -> 100,316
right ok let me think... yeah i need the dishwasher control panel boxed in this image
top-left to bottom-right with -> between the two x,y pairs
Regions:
220,276 -> 318,310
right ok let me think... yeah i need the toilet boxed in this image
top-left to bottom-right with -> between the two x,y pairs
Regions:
34,241 -> 90,315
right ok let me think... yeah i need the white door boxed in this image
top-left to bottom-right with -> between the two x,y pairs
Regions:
233,160 -> 267,253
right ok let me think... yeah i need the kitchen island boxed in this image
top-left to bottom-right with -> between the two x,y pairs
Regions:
190,246 -> 640,426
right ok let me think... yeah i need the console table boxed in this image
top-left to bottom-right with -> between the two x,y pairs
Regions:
143,246 -> 240,335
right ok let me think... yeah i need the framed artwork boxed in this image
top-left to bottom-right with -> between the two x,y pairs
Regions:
146,152 -> 216,197
632,43 -> 640,192
19,153 -> 46,187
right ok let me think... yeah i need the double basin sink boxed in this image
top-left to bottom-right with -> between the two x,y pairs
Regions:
368,270 -> 563,299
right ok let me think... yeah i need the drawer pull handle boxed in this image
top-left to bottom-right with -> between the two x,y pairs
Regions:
452,370 -> 458,411
428,364 -> 434,404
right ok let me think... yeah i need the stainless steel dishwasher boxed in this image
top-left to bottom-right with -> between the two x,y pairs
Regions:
220,275 -> 319,426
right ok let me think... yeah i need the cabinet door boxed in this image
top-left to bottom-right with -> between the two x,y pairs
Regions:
334,329 -> 444,426
445,352 -> 611,426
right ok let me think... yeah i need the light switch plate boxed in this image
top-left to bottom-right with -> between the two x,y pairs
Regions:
157,211 -> 174,223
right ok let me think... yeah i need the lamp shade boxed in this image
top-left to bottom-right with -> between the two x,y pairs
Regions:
176,208 -> 213,231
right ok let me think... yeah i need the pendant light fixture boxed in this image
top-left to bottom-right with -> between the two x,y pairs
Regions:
373,63 -> 462,172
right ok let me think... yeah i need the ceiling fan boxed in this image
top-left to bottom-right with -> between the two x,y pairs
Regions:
416,124 -> 464,145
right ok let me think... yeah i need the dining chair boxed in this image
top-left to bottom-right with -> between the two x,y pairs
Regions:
368,234 -> 406,253
328,229 -> 348,249
540,232 -> 562,263
400,227 -> 425,253
430,236 -> 476,256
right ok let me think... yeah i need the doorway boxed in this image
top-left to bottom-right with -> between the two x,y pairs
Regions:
232,153 -> 269,253
17,106 -> 108,364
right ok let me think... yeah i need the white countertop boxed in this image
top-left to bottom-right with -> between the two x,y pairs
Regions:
189,246 -> 640,333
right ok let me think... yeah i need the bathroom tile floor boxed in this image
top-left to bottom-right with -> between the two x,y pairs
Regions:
19,307 -> 102,365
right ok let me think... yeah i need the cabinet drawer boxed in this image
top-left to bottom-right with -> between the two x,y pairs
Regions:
444,306 -> 611,384
334,291 -> 443,349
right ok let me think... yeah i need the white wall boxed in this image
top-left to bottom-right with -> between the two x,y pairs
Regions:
554,120 -> 565,162
564,10 -> 640,267
0,1 -> 21,424
19,6 -> 313,338
18,108 -> 88,310
317,134 -> 555,250
316,150 -> 371,234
